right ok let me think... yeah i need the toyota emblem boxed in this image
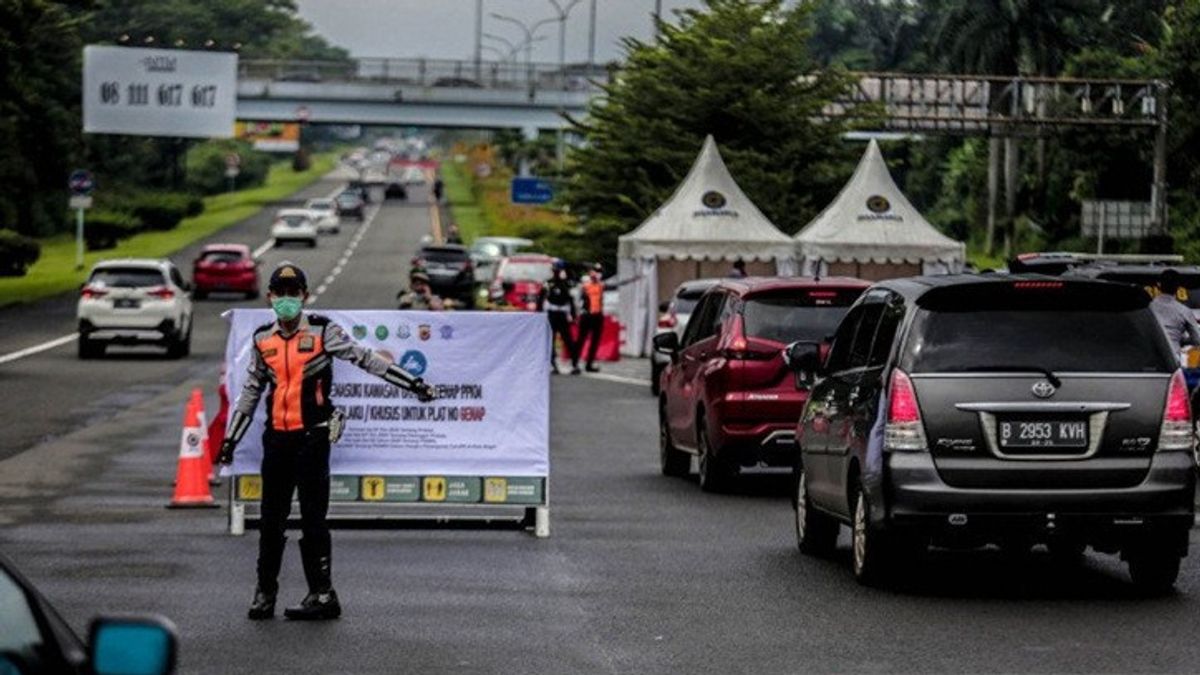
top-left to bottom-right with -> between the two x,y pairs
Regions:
1031,380 -> 1057,399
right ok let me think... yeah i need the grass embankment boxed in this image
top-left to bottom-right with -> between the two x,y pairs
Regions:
0,154 -> 337,307
440,160 -> 488,243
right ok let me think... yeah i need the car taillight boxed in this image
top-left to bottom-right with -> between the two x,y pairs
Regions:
1159,370 -> 1194,452
147,286 -> 175,299
81,285 -> 108,299
885,369 -> 927,451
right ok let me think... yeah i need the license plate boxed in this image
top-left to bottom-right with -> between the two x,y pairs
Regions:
113,298 -> 140,309
998,419 -> 1087,448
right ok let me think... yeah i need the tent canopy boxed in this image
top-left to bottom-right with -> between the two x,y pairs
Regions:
795,139 -> 964,267
618,135 -> 795,262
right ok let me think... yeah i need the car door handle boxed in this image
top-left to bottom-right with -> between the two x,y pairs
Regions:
848,386 -> 861,405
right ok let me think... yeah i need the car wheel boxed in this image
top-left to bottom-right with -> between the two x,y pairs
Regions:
696,415 -> 732,493
247,288 -> 260,300
78,334 -> 103,359
794,466 -> 837,556
1046,540 -> 1086,567
852,482 -> 891,586
1127,545 -> 1181,596
308,239 -> 317,248
659,403 -> 689,478
193,289 -> 207,301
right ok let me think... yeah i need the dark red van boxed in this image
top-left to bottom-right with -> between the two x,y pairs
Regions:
654,277 -> 870,491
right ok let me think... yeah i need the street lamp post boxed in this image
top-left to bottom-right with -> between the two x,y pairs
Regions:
490,13 -> 557,71
474,0 -> 483,81
547,0 -> 582,172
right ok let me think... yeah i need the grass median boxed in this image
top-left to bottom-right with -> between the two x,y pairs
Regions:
0,154 -> 338,308
440,160 -> 488,243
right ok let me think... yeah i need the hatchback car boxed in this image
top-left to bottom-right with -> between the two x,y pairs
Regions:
412,244 -> 475,307
303,198 -> 341,234
470,237 -> 534,283
654,277 -> 869,491
192,244 -> 259,299
790,275 -> 1195,593
651,278 -> 720,395
0,550 -> 177,674
271,209 -> 318,248
335,191 -> 365,220
489,254 -> 556,310
77,259 -> 194,359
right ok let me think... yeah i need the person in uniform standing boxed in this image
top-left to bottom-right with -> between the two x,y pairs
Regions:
541,260 -> 580,374
578,263 -> 608,372
219,262 -> 436,621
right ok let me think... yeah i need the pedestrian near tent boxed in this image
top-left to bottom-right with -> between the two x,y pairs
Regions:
541,260 -> 580,375
729,259 -> 747,278
219,262 -> 437,621
1150,269 -> 1200,362
578,263 -> 610,372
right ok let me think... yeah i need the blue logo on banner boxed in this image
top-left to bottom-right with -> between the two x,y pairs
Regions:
510,177 -> 554,205
399,350 -> 427,376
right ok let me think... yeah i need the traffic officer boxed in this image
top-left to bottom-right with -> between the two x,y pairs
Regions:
578,263 -> 607,372
541,260 -> 580,375
219,262 -> 436,621
397,269 -> 446,310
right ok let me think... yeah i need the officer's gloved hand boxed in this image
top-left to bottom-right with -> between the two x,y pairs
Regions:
412,378 -> 436,403
218,440 -> 236,465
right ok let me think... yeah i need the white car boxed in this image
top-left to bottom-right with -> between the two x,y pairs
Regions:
650,278 -> 720,395
401,165 -> 427,186
272,209 -> 318,247
77,259 -> 194,359
304,198 -> 341,235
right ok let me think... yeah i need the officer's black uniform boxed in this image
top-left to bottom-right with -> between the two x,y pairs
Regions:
220,263 -> 435,621
540,269 -> 579,374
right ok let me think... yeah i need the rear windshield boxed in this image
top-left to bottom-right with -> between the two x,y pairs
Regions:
200,250 -> 244,264
280,214 -> 309,227
501,262 -> 552,282
336,193 -> 360,203
308,200 -> 333,210
907,307 -> 1173,373
420,248 -> 469,263
89,267 -> 165,287
742,290 -> 859,344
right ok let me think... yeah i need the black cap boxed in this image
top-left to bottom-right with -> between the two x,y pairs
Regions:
269,262 -> 307,292
410,269 -> 430,284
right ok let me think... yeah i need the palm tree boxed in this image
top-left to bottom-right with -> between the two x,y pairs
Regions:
936,0 -> 1090,76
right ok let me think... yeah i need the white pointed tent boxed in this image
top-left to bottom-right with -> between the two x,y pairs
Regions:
795,139 -> 965,281
617,136 -> 796,357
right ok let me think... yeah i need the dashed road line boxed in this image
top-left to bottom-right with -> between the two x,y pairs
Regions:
305,202 -> 380,306
0,334 -> 79,366
253,182 -> 349,260
579,371 -> 652,387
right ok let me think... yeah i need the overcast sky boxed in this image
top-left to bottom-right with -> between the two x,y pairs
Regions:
295,0 -> 705,63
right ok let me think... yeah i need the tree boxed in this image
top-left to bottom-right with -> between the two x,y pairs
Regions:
566,0 -> 862,266
936,0 -> 1091,76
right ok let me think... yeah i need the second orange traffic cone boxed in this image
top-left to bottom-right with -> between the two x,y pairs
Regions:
167,397 -> 219,509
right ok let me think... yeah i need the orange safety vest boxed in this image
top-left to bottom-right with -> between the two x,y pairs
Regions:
582,281 -> 604,314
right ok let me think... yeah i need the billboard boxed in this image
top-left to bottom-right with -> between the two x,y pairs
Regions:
234,121 -> 301,152
83,45 -> 237,138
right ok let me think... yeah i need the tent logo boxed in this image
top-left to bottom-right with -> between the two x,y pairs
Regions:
866,195 -> 891,213
701,191 -> 727,209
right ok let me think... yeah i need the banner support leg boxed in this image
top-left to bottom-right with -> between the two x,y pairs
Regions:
534,506 -> 550,538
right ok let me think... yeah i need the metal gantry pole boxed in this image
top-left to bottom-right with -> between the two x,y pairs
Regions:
474,0 -> 483,82
588,0 -> 597,67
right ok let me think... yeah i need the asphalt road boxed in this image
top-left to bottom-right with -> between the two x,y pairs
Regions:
3,171 -> 1200,673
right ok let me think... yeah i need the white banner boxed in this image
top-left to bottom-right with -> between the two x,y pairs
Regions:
83,46 -> 237,138
223,310 -> 550,477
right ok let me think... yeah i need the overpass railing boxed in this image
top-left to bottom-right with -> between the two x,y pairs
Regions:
239,58 -> 612,93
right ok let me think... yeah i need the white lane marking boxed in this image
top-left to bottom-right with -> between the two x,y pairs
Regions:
579,372 -> 652,387
0,333 -> 79,366
305,202 -> 381,305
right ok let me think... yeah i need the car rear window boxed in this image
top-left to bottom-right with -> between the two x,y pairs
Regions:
280,214 -> 310,227
501,262 -> 553,282
308,200 -> 333,210
200,250 -> 244,264
742,289 -> 860,344
908,285 -> 1174,373
89,267 -> 165,287
420,248 -> 470,263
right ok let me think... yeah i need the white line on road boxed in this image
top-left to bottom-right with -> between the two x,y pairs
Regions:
579,372 -> 652,387
252,183 -> 349,260
0,333 -> 79,366
305,203 -> 381,306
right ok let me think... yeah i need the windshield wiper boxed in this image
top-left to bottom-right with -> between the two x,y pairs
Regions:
949,365 -> 1061,388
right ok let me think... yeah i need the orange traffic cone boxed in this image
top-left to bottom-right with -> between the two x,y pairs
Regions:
206,376 -> 230,481
167,397 -> 219,509
190,388 -> 218,485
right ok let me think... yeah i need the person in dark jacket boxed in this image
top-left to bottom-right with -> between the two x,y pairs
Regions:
541,260 -> 580,374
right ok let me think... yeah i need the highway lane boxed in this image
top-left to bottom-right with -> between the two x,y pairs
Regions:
0,165 -> 424,461
3,174 -> 1200,671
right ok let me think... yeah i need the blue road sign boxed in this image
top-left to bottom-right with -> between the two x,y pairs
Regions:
511,177 -> 554,205
68,169 -> 95,196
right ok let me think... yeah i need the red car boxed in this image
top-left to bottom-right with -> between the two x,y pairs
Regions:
654,277 -> 870,491
192,244 -> 259,299
488,254 -> 555,310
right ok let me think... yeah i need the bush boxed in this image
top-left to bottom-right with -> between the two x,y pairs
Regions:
0,229 -> 41,277
130,192 -> 193,231
185,195 -> 205,217
85,211 -> 142,251
185,139 -> 271,195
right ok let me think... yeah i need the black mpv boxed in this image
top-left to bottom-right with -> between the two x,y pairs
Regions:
789,275 -> 1195,593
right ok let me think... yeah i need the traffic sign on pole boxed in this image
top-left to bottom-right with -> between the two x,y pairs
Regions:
511,177 -> 554,205
69,169 -> 95,195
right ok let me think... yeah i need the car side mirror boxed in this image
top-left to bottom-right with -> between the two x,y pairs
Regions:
89,615 -> 178,675
653,331 -> 680,358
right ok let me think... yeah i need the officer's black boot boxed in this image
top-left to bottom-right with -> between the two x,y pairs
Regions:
284,540 -> 341,620
249,535 -> 285,620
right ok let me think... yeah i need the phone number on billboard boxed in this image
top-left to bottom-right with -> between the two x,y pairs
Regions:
97,82 -> 220,108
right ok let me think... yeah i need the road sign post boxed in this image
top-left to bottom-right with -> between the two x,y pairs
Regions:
68,170 -> 95,270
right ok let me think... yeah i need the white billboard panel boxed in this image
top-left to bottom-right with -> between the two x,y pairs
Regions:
83,46 -> 237,138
